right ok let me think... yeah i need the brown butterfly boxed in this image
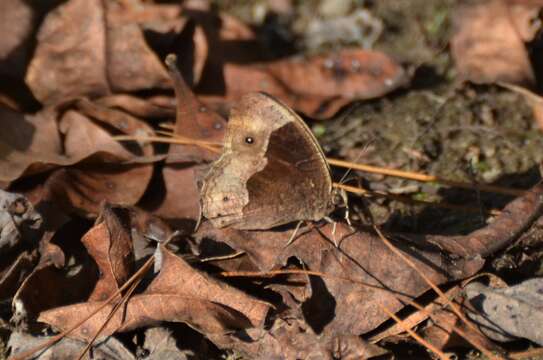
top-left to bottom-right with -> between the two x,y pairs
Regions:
200,92 -> 340,230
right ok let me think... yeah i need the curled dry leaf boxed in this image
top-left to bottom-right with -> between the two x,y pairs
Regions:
0,99 -> 155,209
196,181 -> 543,336
81,205 -> 135,302
39,246 -> 270,342
20,101 -> 157,216
450,0 -> 536,86
427,181 -> 543,257
201,48 -> 406,118
26,0 -> 170,105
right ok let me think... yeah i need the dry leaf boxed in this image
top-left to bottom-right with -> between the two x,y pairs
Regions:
201,48 -> 406,119
26,0 -> 171,105
82,205 -> 135,302
39,246 -> 270,341
465,278 -> 543,345
451,0 -> 536,86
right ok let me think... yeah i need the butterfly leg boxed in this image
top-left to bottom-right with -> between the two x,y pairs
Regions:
284,220 -> 305,248
323,216 -> 339,247
193,200 -> 204,232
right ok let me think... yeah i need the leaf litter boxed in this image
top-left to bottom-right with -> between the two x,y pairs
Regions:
1,0 -> 543,359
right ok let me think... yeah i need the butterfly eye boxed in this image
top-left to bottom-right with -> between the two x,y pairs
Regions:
244,136 -> 254,144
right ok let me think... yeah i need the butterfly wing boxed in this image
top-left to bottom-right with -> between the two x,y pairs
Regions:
201,93 -> 333,230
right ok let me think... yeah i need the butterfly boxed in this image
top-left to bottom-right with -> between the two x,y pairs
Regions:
200,92 -> 342,230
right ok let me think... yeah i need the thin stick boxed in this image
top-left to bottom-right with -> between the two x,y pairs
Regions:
328,158 -> 524,197
76,279 -> 140,360
113,135 -> 221,153
377,303 -> 451,360
334,183 -> 501,216
221,269 -> 386,292
115,132 -> 523,198
199,251 -> 246,263
396,288 -> 501,358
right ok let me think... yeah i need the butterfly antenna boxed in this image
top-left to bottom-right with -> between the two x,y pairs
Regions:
337,139 -> 374,185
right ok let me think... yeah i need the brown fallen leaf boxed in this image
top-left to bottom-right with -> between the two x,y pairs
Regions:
0,0 -> 35,78
420,309 -> 463,350
0,1 -> 67,82
1,100 -> 155,203
165,55 -> 226,163
420,307 -> 499,352
105,1 -> 171,93
201,48 -> 407,119
38,245 -> 270,342
196,181 -> 543,336
142,56 -> 226,222
111,3 -> 208,86
26,0 -> 110,104
81,205 -> 135,302
6,100 -> 157,217
185,7 -> 268,91
450,0 -> 536,86
145,165 -> 208,223
26,0 -> 170,105
0,1 -> 62,111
